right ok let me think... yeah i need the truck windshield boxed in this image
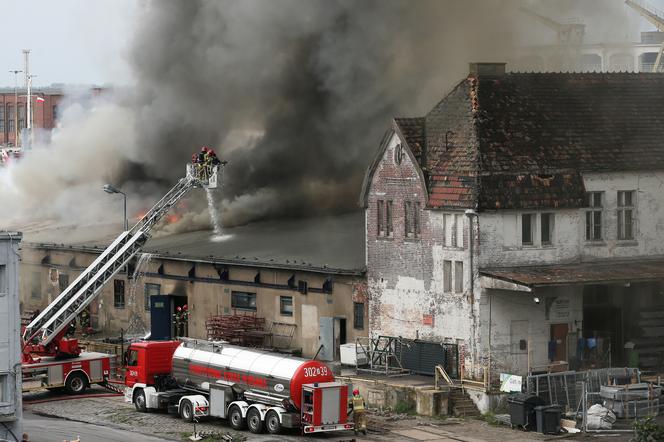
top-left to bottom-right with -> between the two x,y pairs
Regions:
127,349 -> 138,366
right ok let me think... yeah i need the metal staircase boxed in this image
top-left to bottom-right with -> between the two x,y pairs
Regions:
23,165 -> 221,353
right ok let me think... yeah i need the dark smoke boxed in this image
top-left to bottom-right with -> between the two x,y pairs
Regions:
1,0 -> 639,233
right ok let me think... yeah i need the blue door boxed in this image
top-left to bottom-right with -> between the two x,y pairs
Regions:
150,295 -> 171,340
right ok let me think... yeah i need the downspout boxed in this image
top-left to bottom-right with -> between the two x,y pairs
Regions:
464,209 -> 480,384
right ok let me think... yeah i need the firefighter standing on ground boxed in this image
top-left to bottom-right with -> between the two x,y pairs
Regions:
349,388 -> 367,435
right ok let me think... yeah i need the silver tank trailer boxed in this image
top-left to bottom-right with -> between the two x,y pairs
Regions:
171,339 -> 334,409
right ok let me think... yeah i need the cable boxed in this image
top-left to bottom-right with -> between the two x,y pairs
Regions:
1,421 -> 19,442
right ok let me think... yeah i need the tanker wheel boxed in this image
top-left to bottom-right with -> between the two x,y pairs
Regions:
180,399 -> 194,423
229,405 -> 246,430
65,373 -> 87,395
247,408 -> 264,434
134,389 -> 147,413
265,410 -> 282,435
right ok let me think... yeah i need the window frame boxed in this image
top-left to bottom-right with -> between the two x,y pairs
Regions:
521,213 -> 534,246
231,291 -> 257,311
279,296 -> 293,316
454,261 -> 464,293
617,190 -> 635,241
540,213 -> 554,245
404,201 -> 421,239
443,260 -> 452,293
377,200 -> 385,237
114,279 -> 125,309
354,302 -> 365,330
585,191 -> 604,241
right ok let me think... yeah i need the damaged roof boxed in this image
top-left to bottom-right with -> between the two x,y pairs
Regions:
23,211 -> 366,275
481,257 -> 664,287
391,72 -> 664,211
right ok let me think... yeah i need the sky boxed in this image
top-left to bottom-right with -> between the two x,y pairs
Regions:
0,0 -> 139,87
0,0 -> 662,88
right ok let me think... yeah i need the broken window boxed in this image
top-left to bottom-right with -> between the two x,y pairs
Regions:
585,192 -> 603,241
454,261 -> 464,293
58,273 -> 69,293
354,302 -> 364,330
231,291 -> 256,311
31,272 -> 41,299
280,296 -> 293,316
617,191 -> 635,240
404,201 -> 421,238
521,214 -> 533,245
114,279 -> 125,309
443,260 -> 452,292
541,213 -> 554,245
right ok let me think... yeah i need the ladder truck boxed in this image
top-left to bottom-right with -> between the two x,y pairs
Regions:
21,161 -> 222,394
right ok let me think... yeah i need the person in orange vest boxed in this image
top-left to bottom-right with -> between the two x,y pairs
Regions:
349,388 -> 367,435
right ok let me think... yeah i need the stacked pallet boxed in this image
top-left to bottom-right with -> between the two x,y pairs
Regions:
206,312 -> 268,347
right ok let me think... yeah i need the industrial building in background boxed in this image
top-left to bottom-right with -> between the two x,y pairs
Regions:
0,232 -> 22,442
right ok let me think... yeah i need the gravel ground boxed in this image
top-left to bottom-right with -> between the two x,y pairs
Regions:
24,388 -> 634,442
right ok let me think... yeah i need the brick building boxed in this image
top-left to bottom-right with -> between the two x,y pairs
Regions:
0,87 -> 63,146
362,63 -> 664,408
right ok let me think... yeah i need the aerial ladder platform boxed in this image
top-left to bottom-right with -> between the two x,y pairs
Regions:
22,162 -> 222,363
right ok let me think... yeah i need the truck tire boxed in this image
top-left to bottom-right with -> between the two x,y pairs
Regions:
134,389 -> 147,412
265,410 -> 282,435
65,372 -> 87,395
247,408 -> 264,434
229,405 -> 246,430
179,399 -> 194,423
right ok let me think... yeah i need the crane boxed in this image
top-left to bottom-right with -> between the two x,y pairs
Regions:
625,0 -> 664,72
22,161 -> 223,363
519,7 -> 586,46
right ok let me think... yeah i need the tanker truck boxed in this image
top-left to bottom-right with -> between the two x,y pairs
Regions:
123,338 -> 354,435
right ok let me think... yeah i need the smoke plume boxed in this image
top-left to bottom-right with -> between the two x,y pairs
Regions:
0,0 -> 640,235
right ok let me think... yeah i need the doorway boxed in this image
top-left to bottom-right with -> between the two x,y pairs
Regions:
550,324 -> 568,362
150,294 -> 188,340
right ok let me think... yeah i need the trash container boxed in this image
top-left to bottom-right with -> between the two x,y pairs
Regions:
535,405 -> 561,434
507,393 -> 546,430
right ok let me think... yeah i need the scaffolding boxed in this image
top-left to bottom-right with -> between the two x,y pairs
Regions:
355,336 -> 410,376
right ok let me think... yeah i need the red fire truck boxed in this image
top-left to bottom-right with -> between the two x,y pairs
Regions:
21,162 -> 222,393
124,338 -> 354,435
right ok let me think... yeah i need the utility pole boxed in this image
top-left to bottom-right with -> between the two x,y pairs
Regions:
22,49 -> 30,88
22,50 -> 33,148
8,70 -> 22,147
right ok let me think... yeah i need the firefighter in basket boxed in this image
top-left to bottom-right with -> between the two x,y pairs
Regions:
349,388 -> 367,435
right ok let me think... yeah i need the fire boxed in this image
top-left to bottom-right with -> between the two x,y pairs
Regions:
167,213 -> 182,224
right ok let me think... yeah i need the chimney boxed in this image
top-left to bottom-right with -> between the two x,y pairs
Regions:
469,62 -> 506,76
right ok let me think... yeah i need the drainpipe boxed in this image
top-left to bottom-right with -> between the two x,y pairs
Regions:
465,209 -> 482,384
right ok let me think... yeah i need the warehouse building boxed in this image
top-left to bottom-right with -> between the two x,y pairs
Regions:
20,212 -> 367,360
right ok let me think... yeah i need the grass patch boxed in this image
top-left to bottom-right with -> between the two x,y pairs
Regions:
393,400 -> 417,415
476,411 -> 500,426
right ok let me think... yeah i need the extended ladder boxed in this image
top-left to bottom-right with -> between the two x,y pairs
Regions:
24,165 -> 220,349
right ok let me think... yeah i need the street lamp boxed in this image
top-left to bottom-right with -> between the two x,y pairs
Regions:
103,184 -> 128,231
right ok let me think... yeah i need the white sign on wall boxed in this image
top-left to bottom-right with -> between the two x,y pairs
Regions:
500,373 -> 523,393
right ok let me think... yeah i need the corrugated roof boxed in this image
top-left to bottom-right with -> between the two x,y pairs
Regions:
481,257 -> 664,287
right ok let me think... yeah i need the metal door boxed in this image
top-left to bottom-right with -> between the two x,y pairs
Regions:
318,317 -> 334,361
150,295 -> 171,340
401,340 -> 458,377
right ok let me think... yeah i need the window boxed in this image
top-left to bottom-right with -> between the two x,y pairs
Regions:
354,302 -> 365,330
455,214 -> 463,247
231,291 -> 256,311
144,283 -> 160,311
0,105 -> 4,132
298,280 -> 308,294
17,104 -> 25,130
585,192 -> 603,241
31,272 -> 41,299
377,200 -> 384,236
386,200 -> 393,236
617,191 -> 635,240
52,105 -> 59,121
7,105 -> 14,132
404,201 -> 421,238
454,261 -> 464,293
541,213 -> 553,245
280,296 -> 293,316
126,349 -> 138,366
521,214 -> 533,245
58,273 -> 69,293
443,260 -> 452,292
114,279 -> 125,309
